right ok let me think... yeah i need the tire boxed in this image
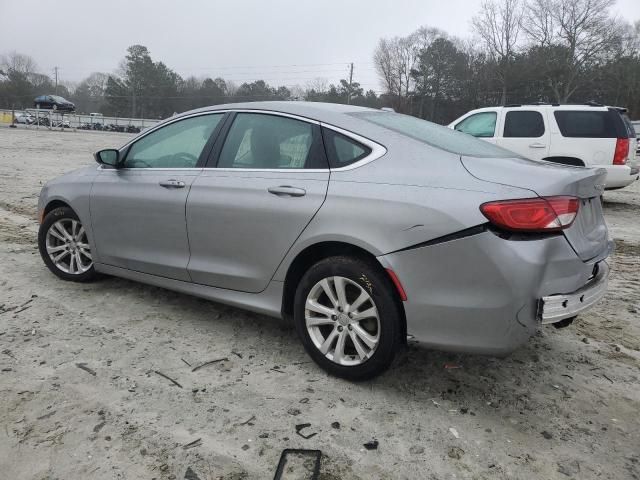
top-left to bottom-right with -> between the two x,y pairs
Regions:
293,255 -> 402,380
38,207 -> 97,282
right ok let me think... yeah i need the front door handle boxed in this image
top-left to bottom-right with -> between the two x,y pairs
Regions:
267,185 -> 306,197
159,179 -> 186,189
529,143 -> 546,149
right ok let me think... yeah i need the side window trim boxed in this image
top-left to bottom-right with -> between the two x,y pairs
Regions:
119,111 -> 229,170
320,123 -> 387,171
205,111 -> 329,171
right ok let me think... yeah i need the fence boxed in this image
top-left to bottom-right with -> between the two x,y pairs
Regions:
0,108 -> 162,132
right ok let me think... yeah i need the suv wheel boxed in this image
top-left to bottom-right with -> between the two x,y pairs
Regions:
38,207 -> 97,282
294,256 -> 402,380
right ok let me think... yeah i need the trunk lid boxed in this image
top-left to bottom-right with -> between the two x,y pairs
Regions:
461,156 -> 609,261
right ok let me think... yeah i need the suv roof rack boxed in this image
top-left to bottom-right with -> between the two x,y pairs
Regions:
502,102 -> 561,107
584,100 -> 603,107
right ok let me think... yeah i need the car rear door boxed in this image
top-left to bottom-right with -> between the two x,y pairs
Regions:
90,112 -> 225,281
496,109 -> 550,161
186,111 -> 330,293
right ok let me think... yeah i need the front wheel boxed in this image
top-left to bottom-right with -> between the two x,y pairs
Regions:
38,207 -> 97,282
293,256 -> 402,380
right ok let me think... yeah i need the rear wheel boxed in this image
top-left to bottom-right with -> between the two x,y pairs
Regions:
293,256 -> 402,380
38,207 -> 97,282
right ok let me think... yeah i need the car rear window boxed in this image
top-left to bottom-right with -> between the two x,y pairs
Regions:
352,111 -> 517,158
553,110 -> 625,138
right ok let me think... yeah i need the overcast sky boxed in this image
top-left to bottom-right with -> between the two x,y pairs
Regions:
1,0 -> 638,92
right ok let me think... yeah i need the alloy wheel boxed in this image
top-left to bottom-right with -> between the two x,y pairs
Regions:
305,276 -> 380,366
45,219 -> 93,274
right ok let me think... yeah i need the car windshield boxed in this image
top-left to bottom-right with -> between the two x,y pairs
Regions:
351,111 -> 518,158
51,95 -> 67,102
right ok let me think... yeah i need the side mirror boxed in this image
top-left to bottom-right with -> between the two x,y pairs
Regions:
94,149 -> 120,167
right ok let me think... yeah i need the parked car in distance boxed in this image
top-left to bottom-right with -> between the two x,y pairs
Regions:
14,112 -> 34,124
33,95 -> 76,112
449,104 -> 639,190
38,102 -> 612,380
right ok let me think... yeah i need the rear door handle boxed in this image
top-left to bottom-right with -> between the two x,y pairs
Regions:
159,179 -> 186,188
529,143 -> 546,149
267,186 -> 306,197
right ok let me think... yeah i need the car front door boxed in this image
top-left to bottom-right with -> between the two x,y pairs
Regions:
186,112 -> 330,293
496,110 -> 550,160
90,113 -> 225,281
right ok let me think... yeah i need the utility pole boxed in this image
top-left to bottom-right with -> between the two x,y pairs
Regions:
131,73 -> 136,119
53,67 -> 59,94
347,63 -> 354,105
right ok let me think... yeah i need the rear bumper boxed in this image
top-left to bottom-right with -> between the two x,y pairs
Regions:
378,231 -> 611,355
539,261 -> 609,324
600,164 -> 638,189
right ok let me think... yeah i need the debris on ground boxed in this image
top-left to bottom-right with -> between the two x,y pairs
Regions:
448,446 -> 465,460
363,440 -> 379,450
295,423 -> 317,440
152,370 -> 183,388
184,466 -> 201,480
191,357 -> 228,372
182,438 -> 202,450
236,415 -> 256,426
75,363 -> 96,376
557,459 -> 581,477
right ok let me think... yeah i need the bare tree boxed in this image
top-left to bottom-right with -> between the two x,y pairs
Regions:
523,0 -> 625,101
373,34 -> 426,112
472,0 -> 523,104
305,77 -> 329,95
0,51 -> 38,75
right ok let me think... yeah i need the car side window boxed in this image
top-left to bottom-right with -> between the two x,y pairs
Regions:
503,111 -> 545,138
322,128 -> 371,168
454,112 -> 497,138
123,114 -> 223,168
217,113 -> 327,169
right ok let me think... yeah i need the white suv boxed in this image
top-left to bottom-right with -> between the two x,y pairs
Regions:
449,104 -> 639,190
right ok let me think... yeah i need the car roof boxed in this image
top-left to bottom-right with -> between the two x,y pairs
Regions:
178,101 -> 380,126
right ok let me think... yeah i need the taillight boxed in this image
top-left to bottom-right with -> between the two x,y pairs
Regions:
613,138 -> 629,165
480,196 -> 579,232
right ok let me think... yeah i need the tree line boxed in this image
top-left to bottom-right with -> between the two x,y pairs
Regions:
1,0 -> 639,123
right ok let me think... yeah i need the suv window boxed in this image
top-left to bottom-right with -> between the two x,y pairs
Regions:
124,114 -> 223,168
322,128 -> 371,167
454,112 -> 497,137
553,110 -> 623,138
218,113 -> 326,169
503,111 -> 545,138
621,114 -> 636,138
352,111 -> 517,158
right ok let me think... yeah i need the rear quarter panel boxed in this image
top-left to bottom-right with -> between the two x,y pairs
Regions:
272,140 -> 535,282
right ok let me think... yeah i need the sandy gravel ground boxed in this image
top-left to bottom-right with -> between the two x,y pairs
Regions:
1,127 -> 639,480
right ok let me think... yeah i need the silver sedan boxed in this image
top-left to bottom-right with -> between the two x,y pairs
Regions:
37,102 -> 612,380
